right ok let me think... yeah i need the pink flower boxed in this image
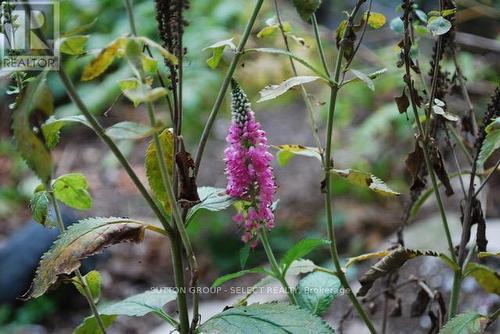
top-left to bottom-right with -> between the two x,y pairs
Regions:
225,80 -> 276,244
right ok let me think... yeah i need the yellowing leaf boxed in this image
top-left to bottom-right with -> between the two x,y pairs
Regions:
72,270 -> 101,303
121,81 -> 168,107
136,36 -> 178,65
145,129 -> 174,213
59,35 -> 88,56
141,54 -> 158,73
23,217 -> 147,299
365,12 -> 386,29
273,144 -> 322,166
331,168 -> 400,196
464,263 -> 500,295
81,37 -> 127,81
345,250 -> 390,268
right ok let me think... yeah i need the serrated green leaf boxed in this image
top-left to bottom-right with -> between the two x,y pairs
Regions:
295,271 -> 341,315
365,12 -> 386,29
73,270 -> 101,303
24,217 -> 147,299
427,16 -> 452,36
60,35 -> 88,56
438,313 -> 487,334
145,129 -> 174,213
199,303 -> 334,334
30,191 -> 52,227
330,168 -> 400,196
280,239 -> 330,275
258,76 -> 321,102
212,267 -> 270,288
42,115 -> 91,149
273,145 -> 322,166
292,0 -> 322,22
81,37 -> 128,81
186,187 -> 234,222
53,173 -> 92,210
99,289 -> 177,317
477,117 -> 500,167
350,69 -> 375,91
464,262 -> 500,295
203,38 -> 236,69
105,121 -> 155,140
12,74 -> 53,183
73,314 -> 116,334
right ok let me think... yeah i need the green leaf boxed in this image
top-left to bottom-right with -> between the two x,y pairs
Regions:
72,270 -> 101,303
389,17 -> 404,34
81,37 -> 128,81
53,173 -> 92,210
60,35 -> 88,56
273,145 -> 322,166
292,0 -> 322,22
280,239 -> 330,275
415,9 -> 428,22
135,36 -> 178,65
286,259 -> 318,276
186,187 -> 234,222
295,271 -> 341,315
427,16 -> 452,36
99,289 -> 177,317
203,38 -> 236,69
12,74 -> 53,183
199,303 -> 334,334
477,117 -> 500,167
365,12 -> 386,29
30,191 -> 53,227
240,243 -> 251,269
464,263 -> 500,295
74,314 -> 116,334
342,68 -> 387,87
330,168 -> 400,196
42,115 -> 91,149
257,21 -> 292,38
258,76 -> 321,102
121,82 -> 168,107
438,313 -> 487,334
246,48 -> 328,80
212,267 -> 270,288
23,217 -> 147,299
141,54 -> 158,73
145,129 -> 174,214
105,121 -> 155,140
350,69 -> 375,91
62,18 -> 97,37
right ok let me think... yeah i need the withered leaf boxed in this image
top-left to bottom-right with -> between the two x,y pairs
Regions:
410,287 -> 431,317
23,217 -> 147,299
390,298 -> 402,317
429,141 -> 454,196
405,141 -> 426,193
175,139 -> 200,208
395,89 -> 410,114
357,247 -> 440,297
473,199 -> 488,253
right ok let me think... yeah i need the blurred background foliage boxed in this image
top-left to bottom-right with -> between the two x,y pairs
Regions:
0,0 -> 499,332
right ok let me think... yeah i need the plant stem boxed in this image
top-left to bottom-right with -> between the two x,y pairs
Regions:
170,235 -> 190,333
273,0 -> 324,160
474,158 -> 500,197
123,0 -> 137,36
449,270 -> 462,318
57,71 -> 174,235
322,2 -> 377,333
259,229 -> 297,305
311,14 -> 330,76
46,182 -> 107,333
194,0 -> 264,176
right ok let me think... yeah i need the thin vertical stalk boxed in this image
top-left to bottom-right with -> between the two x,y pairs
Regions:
311,14 -> 330,76
322,1 -> 377,333
194,0 -> 264,175
46,182 -> 106,334
259,229 -> 298,305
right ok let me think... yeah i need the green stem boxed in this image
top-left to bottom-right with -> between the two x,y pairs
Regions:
311,14 -> 330,77
46,182 -> 107,333
170,235 -> 190,333
259,229 -> 297,305
322,2 -> 377,333
449,270 -> 462,318
194,0 -> 264,175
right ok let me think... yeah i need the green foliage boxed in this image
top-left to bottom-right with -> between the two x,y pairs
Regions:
280,239 -> 330,275
60,35 -> 89,56
330,169 -> 400,196
12,74 -> 53,183
105,121 -> 156,140
42,115 -> 91,149
295,271 -> 341,315
98,289 -> 177,317
273,145 -> 322,166
25,217 -> 147,299
30,190 -> 53,227
53,173 -> 92,210
199,303 -> 334,334
364,12 -> 386,29
464,262 -> 500,295
187,187 -> 234,222
258,76 -> 321,102
203,38 -> 236,69
81,37 -> 128,81
73,270 -> 102,303
74,315 -> 117,334
478,117 -> 500,167
438,313 -> 486,334
427,16 -> 452,36
389,17 -> 403,34
145,129 -> 174,214
119,78 -> 168,107
350,69 -> 375,91
292,0 -> 322,22
212,267 -> 270,287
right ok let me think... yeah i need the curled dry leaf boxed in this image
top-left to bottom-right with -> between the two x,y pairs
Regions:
22,217 -> 147,299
